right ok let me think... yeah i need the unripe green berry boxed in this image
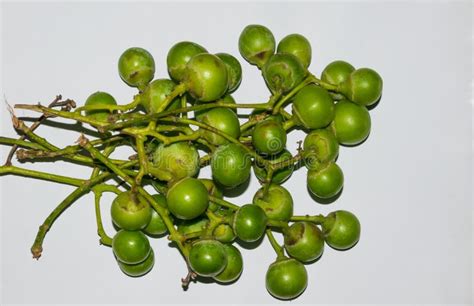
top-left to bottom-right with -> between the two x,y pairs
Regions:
118,47 -> 155,89
239,24 -> 275,68
277,33 -> 312,68
167,41 -> 207,82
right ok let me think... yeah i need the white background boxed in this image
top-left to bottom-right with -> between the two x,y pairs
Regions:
0,1 -> 472,305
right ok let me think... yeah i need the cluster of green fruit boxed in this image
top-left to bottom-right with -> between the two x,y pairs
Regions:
0,24 -> 382,300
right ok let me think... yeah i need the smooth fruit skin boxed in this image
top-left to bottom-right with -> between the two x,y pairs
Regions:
184,53 -> 228,102
253,184 -> 293,222
265,258 -> 308,300
118,249 -> 155,277
277,33 -> 312,68
292,84 -> 334,129
303,129 -> 339,170
189,240 -> 227,277
238,24 -> 275,68
167,178 -> 209,220
332,100 -> 371,146
339,68 -> 383,106
307,163 -> 344,199
284,222 -> 324,262
167,41 -> 207,82
233,204 -> 267,242
211,143 -> 251,188
112,230 -> 151,265
322,210 -> 361,250
141,79 -> 181,113
213,244 -> 243,283
321,60 -> 355,85
150,142 -> 199,181
252,118 -> 287,155
263,53 -> 307,94
84,91 -> 117,122
111,191 -> 152,231
213,224 -> 236,243
253,149 -> 294,184
199,107 -> 241,145
216,53 -> 242,93
118,47 -> 155,89
143,194 -> 168,236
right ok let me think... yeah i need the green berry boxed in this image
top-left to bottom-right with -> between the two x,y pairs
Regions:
239,24 -> 275,68
167,41 -> 207,81
332,99 -> 371,146
84,91 -> 117,122
322,210 -> 361,250
216,53 -> 242,93
118,47 -> 155,89
339,68 -> 383,106
263,53 -> 307,94
292,84 -> 334,129
307,162 -> 344,199
321,60 -> 355,85
277,33 -> 312,68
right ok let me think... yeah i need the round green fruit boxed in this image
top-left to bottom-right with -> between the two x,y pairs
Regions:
211,143 -> 251,188
253,149 -> 294,184
238,24 -> 275,68
253,184 -> 293,222
252,118 -> 287,155
322,210 -> 361,250
233,204 -> 267,242
184,53 -> 228,102
141,79 -> 181,113
118,47 -> 155,89
307,162 -> 344,199
199,107 -> 241,145
167,41 -> 207,81
213,223 -> 236,243
167,178 -> 209,220
292,84 -> 334,129
332,99 -> 371,146
117,249 -> 155,277
213,244 -> 243,283
111,191 -> 151,231
321,60 -> 355,86
150,142 -> 199,181
266,258 -> 308,300
216,53 -> 242,93
277,33 -> 312,68
284,222 -> 324,262
303,129 -> 339,170
189,239 -> 227,277
112,230 -> 151,265
263,53 -> 306,94
84,91 -> 117,122
339,68 -> 383,106
143,194 -> 168,236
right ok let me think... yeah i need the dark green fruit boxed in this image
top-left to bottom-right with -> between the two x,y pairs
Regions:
216,53 -> 242,93
263,53 -> 306,94
253,184 -> 293,222
141,79 -> 181,113
307,162 -> 344,199
211,143 -> 251,188
252,118 -> 287,155
303,129 -> 339,170
233,204 -> 267,242
339,68 -> 383,106
292,84 -> 334,129
167,178 -> 209,220
321,60 -> 355,86
143,194 -> 168,236
332,100 -> 371,146
112,230 -> 151,265
253,149 -> 294,184
117,249 -> 155,277
111,191 -> 151,231
284,222 -> 324,262
277,33 -> 312,68
266,258 -> 308,300
238,24 -> 275,68
322,210 -> 361,250
184,53 -> 228,102
189,240 -> 227,277
84,91 -> 117,122
150,142 -> 199,181
167,41 -> 207,81
213,244 -> 243,283
199,107 -> 240,145
118,47 -> 155,89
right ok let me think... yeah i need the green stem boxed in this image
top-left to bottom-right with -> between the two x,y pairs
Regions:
266,229 -> 285,260
134,136 -> 147,185
290,214 -> 325,224
282,118 -> 296,131
155,83 -> 187,113
208,195 -> 239,210
267,219 -> 289,229
0,137 -> 46,151
92,181 -> 120,247
0,165 -> 84,186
